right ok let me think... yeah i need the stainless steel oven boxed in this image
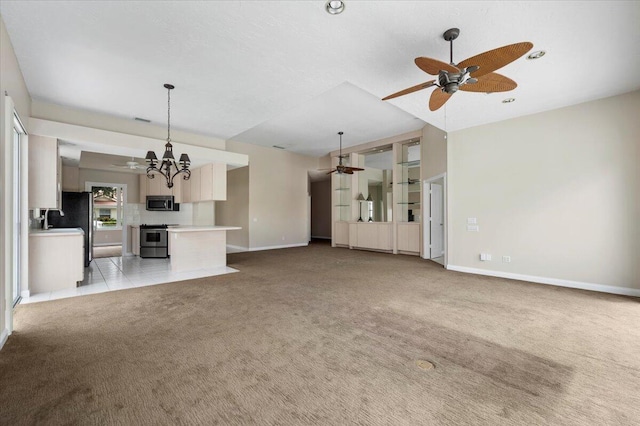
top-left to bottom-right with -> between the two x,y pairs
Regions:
140,225 -> 169,258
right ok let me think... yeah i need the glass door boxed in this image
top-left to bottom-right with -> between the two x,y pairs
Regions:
12,114 -> 26,306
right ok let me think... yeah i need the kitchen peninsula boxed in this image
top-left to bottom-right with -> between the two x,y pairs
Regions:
168,226 -> 241,272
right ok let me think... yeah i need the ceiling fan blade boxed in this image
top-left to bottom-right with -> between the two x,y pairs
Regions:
429,88 -> 452,111
382,80 -> 436,101
415,57 -> 459,75
457,42 -> 533,78
344,170 -> 354,175
345,167 -> 365,172
460,72 -> 517,93
326,170 -> 337,175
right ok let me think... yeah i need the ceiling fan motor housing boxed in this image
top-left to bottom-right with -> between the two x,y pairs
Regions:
439,71 -> 460,94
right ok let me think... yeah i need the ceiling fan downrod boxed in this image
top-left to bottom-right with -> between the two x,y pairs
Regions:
443,28 -> 460,65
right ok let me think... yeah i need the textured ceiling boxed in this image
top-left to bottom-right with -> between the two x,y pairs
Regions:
2,1 -> 639,157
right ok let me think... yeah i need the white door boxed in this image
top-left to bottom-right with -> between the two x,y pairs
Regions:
430,183 -> 444,258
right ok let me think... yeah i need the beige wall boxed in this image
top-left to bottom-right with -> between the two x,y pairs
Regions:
1,15 -> 32,341
76,168 -> 140,203
310,179 -> 331,238
31,100 -> 225,151
226,140 -> 318,249
216,166 -> 249,248
421,122 -> 447,179
448,90 -> 640,290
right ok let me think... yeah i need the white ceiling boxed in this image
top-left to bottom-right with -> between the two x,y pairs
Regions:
2,1 -> 639,158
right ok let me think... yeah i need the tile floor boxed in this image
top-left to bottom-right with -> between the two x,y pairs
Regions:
21,256 -> 238,304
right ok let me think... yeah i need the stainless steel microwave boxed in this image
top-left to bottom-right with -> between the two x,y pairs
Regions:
146,196 -> 179,211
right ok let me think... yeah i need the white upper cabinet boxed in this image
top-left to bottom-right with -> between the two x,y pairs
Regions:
29,135 -> 60,209
139,164 -> 226,204
199,163 -> 226,201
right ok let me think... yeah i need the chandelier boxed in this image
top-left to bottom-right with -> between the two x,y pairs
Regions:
145,83 -> 191,188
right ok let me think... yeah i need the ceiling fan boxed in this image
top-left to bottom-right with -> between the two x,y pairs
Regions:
382,28 -> 533,111
326,132 -> 364,175
111,157 -> 146,171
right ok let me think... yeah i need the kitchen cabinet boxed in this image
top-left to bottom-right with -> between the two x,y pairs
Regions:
397,223 -> 420,254
29,229 -> 84,294
180,175 -> 192,203
147,173 -> 172,197
199,163 -> 227,201
190,167 -> 201,203
139,174 -> 147,203
334,221 -> 349,246
139,164 -> 226,204
349,222 -> 392,251
29,135 -> 61,209
130,225 -> 140,256
140,173 -> 186,202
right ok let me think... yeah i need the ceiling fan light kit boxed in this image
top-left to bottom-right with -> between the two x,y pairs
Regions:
383,28 -> 533,111
145,84 -> 191,188
527,50 -> 546,60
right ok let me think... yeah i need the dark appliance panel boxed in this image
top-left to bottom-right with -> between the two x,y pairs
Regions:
47,191 -> 93,267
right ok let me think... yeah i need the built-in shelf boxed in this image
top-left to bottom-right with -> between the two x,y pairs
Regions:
397,160 -> 420,167
397,181 -> 420,185
397,202 -> 420,205
335,187 -> 350,191
335,204 -> 350,207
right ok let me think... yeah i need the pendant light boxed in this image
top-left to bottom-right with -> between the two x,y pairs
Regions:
145,84 -> 191,188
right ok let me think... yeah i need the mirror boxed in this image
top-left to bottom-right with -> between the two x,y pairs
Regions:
360,146 -> 393,222
398,142 -> 421,222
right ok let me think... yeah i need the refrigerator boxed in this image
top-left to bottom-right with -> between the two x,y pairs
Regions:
47,191 -> 93,267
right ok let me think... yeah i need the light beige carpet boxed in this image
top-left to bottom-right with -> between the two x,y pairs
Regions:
1,242 -> 639,425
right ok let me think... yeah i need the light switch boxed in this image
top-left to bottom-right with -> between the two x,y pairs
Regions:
467,225 -> 479,232
467,217 -> 477,224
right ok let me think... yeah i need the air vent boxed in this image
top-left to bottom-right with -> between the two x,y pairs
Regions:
134,117 -> 151,123
272,145 -> 286,150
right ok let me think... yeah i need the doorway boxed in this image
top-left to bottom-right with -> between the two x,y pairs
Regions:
424,173 -> 446,266
86,183 -> 128,258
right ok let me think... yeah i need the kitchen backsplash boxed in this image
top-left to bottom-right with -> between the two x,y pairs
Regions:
126,203 -> 194,225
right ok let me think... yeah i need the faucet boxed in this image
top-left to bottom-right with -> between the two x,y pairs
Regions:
42,209 -> 64,230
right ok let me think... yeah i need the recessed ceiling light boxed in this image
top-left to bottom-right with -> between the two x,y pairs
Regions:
134,117 -> 151,123
325,0 -> 345,15
502,98 -> 516,103
272,145 -> 286,150
527,50 -> 546,60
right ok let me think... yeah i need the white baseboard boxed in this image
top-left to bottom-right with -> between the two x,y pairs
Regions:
249,243 -> 308,252
446,265 -> 640,297
20,290 -> 30,298
0,328 -> 9,351
227,242 -> 309,253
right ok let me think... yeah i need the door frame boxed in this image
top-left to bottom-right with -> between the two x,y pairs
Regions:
85,182 -> 128,256
423,173 -> 447,266
2,96 -> 29,340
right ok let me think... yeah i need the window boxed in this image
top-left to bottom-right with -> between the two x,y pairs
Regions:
93,186 -> 123,229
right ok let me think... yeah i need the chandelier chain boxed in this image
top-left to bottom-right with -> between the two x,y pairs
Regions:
167,86 -> 171,143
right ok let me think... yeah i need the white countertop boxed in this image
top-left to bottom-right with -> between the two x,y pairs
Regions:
30,227 -> 84,237
167,226 -> 241,233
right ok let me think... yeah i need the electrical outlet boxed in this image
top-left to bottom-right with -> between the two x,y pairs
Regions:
502,256 -> 511,263
467,225 -> 479,232
480,253 -> 492,261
